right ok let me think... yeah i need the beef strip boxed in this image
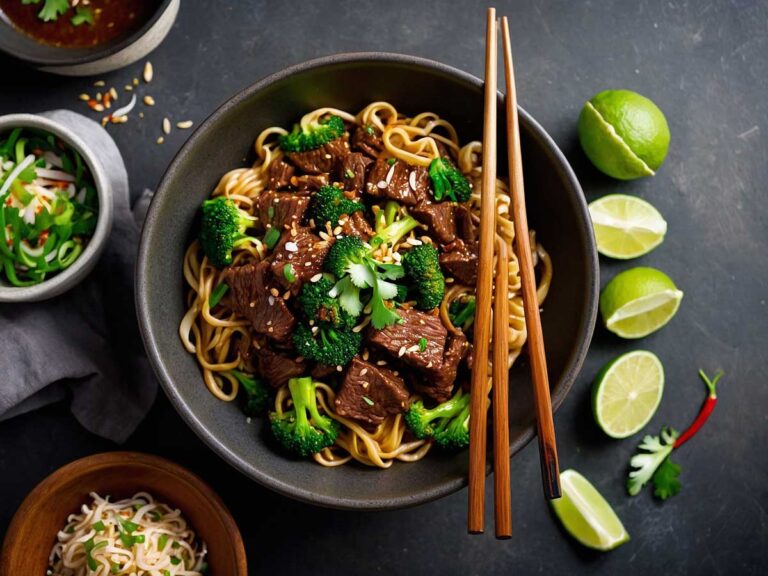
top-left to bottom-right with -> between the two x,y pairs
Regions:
364,159 -> 429,206
267,158 -> 295,190
350,124 -> 384,158
285,138 -> 349,174
455,204 -> 476,243
416,332 -> 469,403
338,210 -> 374,241
256,191 -> 310,231
256,347 -> 306,389
334,152 -> 372,196
367,308 -> 447,372
226,261 -> 296,343
439,240 -> 479,285
411,201 -> 457,244
334,356 -> 409,425
291,173 -> 329,193
270,226 -> 331,294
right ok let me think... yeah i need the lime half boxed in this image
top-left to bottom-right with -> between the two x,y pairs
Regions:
578,89 -> 670,180
589,194 -> 667,259
600,267 -> 683,339
592,351 -> 664,438
551,469 -> 630,551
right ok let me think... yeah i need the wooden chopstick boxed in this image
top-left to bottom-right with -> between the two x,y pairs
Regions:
468,6 -> 498,535
492,238 -> 511,538
500,16 -> 561,500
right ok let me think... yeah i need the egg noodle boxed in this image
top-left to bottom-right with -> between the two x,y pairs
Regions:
179,102 -> 552,468
48,492 -> 207,576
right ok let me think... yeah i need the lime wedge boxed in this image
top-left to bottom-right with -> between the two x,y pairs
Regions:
589,194 -> 667,259
551,469 -> 630,551
592,351 -> 664,438
600,267 -> 683,339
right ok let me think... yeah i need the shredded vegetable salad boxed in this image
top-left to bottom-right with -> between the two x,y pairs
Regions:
0,127 -> 98,286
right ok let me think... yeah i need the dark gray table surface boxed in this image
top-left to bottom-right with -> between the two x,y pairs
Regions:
1,1 -> 766,574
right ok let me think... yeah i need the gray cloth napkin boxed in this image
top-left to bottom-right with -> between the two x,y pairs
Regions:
0,110 -> 157,443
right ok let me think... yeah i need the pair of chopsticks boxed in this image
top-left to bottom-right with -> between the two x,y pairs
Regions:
467,8 -> 561,539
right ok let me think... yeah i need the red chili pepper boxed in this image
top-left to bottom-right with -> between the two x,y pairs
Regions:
674,370 -> 723,449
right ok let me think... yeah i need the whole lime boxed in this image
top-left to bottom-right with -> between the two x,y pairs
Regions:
578,89 -> 670,180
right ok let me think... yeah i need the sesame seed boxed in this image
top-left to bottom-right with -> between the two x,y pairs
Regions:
95,92 -> 102,100
270,288 -> 279,297
311,326 -> 319,334
266,320 -> 272,326
268,327 -> 274,333
109,87 -> 118,100
139,112 -> 144,118
398,346 -> 406,357
124,85 -> 133,91
406,237 -> 422,246
407,344 -> 420,353
360,368 -> 368,377
385,163 -> 396,185
162,118 -> 171,134
156,137 -> 164,145
419,319 -> 425,325
78,93 -> 90,101
332,226 -> 342,236
376,360 -> 387,366
310,274 -> 322,283
304,261 -> 312,267
249,301 -> 256,308
426,361 -> 433,368
143,95 -> 155,106
336,365 -> 343,372
377,180 -> 387,189
393,371 -> 399,376
445,277 -> 454,283
93,80 -> 105,87
143,61 -> 154,83
283,291 -> 291,300
361,381 -> 369,389
177,120 -> 194,129
284,241 -> 298,252
268,295 -> 275,306
93,103 -> 104,112
409,170 -> 417,190
362,350 -> 370,361
133,78 -> 139,86
324,154 -> 332,159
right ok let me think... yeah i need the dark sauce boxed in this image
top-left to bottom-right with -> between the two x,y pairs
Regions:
0,0 -> 159,48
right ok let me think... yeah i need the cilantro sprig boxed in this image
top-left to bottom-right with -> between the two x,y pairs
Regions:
21,0 -> 94,26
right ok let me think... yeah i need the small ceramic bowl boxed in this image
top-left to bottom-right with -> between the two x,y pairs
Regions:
0,451 -> 248,575
0,113 -> 114,302
0,0 -> 179,76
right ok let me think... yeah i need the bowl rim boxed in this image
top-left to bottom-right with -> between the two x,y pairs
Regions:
0,451 -> 248,575
0,0 -> 174,66
0,113 -> 113,302
136,52 -> 599,510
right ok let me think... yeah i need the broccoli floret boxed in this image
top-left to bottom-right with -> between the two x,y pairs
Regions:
307,185 -> 363,228
292,322 -> 361,367
231,370 -> 269,416
297,277 -> 356,330
269,377 -> 340,456
404,389 -> 471,451
369,201 -> 420,250
199,197 -> 257,268
278,116 -> 345,153
402,244 -> 445,310
429,158 -> 472,203
449,296 -> 476,330
324,235 -> 406,329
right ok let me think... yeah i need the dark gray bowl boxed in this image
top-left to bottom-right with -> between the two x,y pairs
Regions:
137,53 -> 598,510
0,0 -> 178,76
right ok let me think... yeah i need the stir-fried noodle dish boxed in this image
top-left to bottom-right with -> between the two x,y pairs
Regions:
180,102 -> 552,468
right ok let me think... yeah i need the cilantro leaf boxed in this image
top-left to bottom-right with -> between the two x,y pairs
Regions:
627,427 -> 679,496
38,0 -> 70,22
22,0 -> 41,5
652,456 -> 682,500
71,6 -> 94,26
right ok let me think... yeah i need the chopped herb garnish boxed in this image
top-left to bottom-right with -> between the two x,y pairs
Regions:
83,538 -> 107,571
344,169 -> 355,179
283,263 -> 296,283
163,571 -> 171,576
263,227 -> 280,249
65,525 -> 75,534
133,535 -> 145,544
209,282 -> 229,308
111,563 -> 121,574
31,0 -> 69,22
133,502 -> 145,512
92,520 -> 105,532
362,395 -> 375,406
118,518 -> 138,533
158,534 -> 169,551
365,125 -> 375,135
387,157 -> 396,165
71,6 -> 94,26
170,557 -> 182,566
171,541 -> 181,549
418,337 -> 428,352
267,205 -> 275,219
149,510 -> 163,522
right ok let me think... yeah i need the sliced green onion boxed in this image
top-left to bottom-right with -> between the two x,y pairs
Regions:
418,337 -> 428,352
170,557 -> 182,566
158,534 -> 169,551
283,263 -> 296,283
133,534 -> 145,544
263,227 -> 280,249
362,396 -> 375,406
111,563 -> 121,574
209,283 -> 229,308
84,538 -> 108,571
92,521 -> 105,532
57,239 -> 82,269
